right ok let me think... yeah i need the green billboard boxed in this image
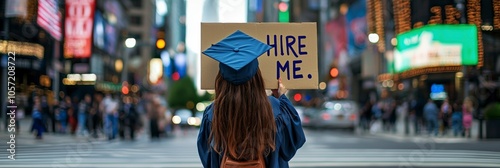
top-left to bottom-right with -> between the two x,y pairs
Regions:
393,24 -> 478,73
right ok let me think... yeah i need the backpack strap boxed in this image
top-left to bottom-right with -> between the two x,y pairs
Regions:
221,153 -> 265,168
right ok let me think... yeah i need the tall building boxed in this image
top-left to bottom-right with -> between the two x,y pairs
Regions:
122,0 -> 156,87
367,0 -> 500,108
89,0 -> 128,94
1,0 -> 62,119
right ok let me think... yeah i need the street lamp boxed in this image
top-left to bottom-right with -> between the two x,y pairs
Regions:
149,58 -> 163,84
121,38 -> 152,87
122,38 -> 137,85
115,59 -> 123,72
368,33 -> 379,43
125,38 -> 137,48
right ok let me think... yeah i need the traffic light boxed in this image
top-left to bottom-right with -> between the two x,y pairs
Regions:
330,68 -> 339,78
156,39 -> 166,49
121,86 -> 129,95
293,93 -> 302,102
172,72 -> 180,81
156,30 -> 166,50
121,81 -> 129,95
278,1 -> 289,22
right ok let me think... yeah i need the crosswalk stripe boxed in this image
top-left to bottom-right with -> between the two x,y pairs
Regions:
289,162 -> 500,167
13,150 -> 497,157
1,163 -> 204,168
2,136 -> 500,168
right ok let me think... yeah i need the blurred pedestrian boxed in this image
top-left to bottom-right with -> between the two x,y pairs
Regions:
380,91 -> 389,131
102,94 -> 119,140
424,99 -> 439,136
387,99 -> 397,133
440,98 -> 452,135
132,96 -> 145,134
135,93 -> 148,135
119,96 -> 138,140
71,96 -> 80,135
148,96 -> 163,139
414,96 -> 426,135
66,96 -> 78,134
31,97 -> 45,139
90,93 -> 103,138
197,41 -> 305,167
15,100 -> 24,133
49,97 -> 58,133
463,97 -> 474,138
52,98 -> 61,133
404,96 -> 417,135
163,107 -> 172,137
359,99 -> 374,132
370,101 -> 383,134
41,96 -> 53,133
57,97 -> 69,134
77,94 -> 92,136
372,101 -> 383,120
451,102 -> 463,137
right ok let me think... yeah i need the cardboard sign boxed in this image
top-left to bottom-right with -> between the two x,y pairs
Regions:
201,23 -> 318,89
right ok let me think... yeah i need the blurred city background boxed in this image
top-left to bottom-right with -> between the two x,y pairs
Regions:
1,0 -> 500,167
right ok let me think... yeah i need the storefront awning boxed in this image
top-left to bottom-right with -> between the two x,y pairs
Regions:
0,40 -> 44,59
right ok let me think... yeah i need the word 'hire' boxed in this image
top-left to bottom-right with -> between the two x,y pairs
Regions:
266,35 -> 308,57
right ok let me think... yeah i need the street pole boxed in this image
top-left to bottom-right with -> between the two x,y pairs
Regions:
53,41 -> 60,102
319,0 -> 328,83
264,0 -> 277,22
455,0 -> 481,138
122,37 -> 140,85
121,48 -> 130,84
454,0 -> 468,100
463,67 -> 468,99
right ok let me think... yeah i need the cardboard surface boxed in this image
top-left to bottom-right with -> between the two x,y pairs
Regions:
201,23 -> 318,89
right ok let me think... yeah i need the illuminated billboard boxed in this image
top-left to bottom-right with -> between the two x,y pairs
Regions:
37,0 -> 62,41
430,84 -> 447,100
64,0 -> 95,58
393,24 -> 478,73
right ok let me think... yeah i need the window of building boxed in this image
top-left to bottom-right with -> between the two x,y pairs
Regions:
131,0 -> 142,8
126,32 -> 142,56
129,15 -> 142,26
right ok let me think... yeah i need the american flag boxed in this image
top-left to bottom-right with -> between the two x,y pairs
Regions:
37,0 -> 62,41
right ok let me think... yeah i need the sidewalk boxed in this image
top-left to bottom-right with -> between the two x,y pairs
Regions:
366,116 -> 483,143
1,117 -> 107,145
1,117 -> 189,145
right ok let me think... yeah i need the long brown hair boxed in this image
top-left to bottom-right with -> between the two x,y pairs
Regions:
210,69 -> 276,161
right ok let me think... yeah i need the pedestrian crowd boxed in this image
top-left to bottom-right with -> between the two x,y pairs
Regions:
358,90 -> 475,138
11,91 -> 172,141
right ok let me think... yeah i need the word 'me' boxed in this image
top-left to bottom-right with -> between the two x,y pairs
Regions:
266,35 -> 310,80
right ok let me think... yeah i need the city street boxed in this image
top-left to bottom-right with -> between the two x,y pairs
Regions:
2,0 -> 500,167
1,124 -> 499,168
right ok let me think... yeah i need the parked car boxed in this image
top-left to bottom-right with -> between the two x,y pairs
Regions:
295,106 -> 315,127
190,101 -> 213,127
308,100 -> 360,131
164,109 -> 173,134
189,111 -> 203,127
172,109 -> 193,127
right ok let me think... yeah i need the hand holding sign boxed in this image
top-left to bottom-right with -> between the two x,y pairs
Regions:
201,23 -> 318,89
272,78 -> 288,98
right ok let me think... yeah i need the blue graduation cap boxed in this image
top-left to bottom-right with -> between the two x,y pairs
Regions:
203,30 -> 272,85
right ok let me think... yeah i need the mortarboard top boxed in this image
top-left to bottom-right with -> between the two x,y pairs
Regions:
202,30 -> 272,85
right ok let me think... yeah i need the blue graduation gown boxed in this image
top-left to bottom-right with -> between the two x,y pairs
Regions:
197,95 -> 306,168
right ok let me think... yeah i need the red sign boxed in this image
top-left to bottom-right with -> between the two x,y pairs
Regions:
64,0 -> 95,58
37,0 -> 62,41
